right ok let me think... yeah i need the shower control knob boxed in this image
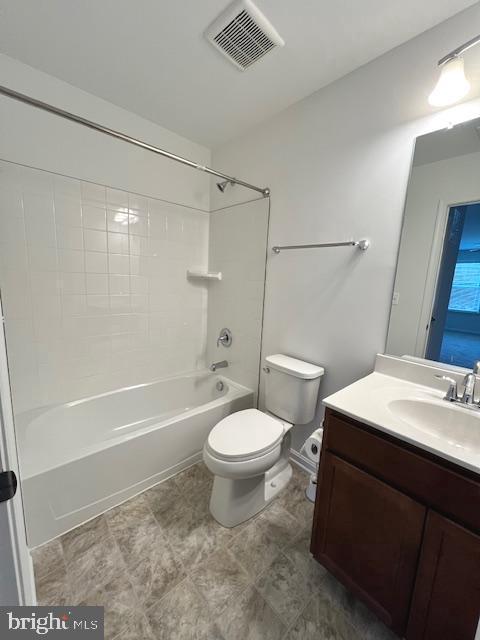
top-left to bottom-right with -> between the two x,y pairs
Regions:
263,366 -> 270,373
217,328 -> 232,348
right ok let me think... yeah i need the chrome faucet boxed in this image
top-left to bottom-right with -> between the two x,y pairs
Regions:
210,360 -> 228,372
436,361 -> 480,408
460,361 -> 480,406
461,372 -> 476,405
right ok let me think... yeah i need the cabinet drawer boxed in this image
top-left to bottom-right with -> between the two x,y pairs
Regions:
325,410 -> 480,532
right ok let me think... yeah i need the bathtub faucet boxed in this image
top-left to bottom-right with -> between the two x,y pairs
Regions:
210,360 -> 228,372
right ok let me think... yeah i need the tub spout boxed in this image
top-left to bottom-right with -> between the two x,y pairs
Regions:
210,360 -> 228,372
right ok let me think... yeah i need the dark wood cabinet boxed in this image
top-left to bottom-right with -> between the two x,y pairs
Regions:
313,453 -> 425,634
407,511 -> 480,640
311,408 -> 480,640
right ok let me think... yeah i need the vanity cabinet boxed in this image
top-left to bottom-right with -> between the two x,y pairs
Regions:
407,512 -> 480,640
311,408 -> 480,639
313,452 -> 425,632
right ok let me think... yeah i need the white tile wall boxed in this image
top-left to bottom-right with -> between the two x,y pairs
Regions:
206,199 -> 269,395
0,161 -> 209,413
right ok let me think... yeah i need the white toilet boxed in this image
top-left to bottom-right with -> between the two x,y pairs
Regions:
203,354 -> 324,527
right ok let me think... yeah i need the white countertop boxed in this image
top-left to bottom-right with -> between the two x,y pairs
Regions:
323,356 -> 480,475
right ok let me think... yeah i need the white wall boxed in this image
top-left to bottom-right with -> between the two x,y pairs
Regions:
206,198 -> 269,394
0,53 -> 211,211
387,150 -> 480,358
210,4 -> 480,452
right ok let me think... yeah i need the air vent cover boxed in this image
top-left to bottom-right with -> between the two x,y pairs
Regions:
205,0 -> 284,71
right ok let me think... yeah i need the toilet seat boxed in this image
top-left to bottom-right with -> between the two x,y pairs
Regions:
206,408 -> 284,462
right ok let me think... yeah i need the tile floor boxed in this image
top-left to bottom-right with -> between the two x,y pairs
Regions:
32,463 -> 397,640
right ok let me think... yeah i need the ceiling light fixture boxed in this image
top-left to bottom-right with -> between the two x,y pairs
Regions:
429,34 -> 480,107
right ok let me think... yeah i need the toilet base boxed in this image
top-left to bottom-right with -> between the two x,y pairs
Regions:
209,460 -> 293,528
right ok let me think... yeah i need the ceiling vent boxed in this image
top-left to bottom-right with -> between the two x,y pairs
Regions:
205,0 -> 284,71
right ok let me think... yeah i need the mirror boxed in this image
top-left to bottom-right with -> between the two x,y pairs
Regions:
386,117 -> 480,369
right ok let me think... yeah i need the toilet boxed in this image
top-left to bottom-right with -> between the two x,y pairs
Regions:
203,354 -> 324,527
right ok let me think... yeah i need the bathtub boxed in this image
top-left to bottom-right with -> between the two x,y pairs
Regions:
18,371 -> 253,547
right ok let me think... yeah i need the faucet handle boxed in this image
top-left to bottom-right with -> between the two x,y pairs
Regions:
435,375 -> 458,402
217,328 -> 232,348
473,361 -> 480,375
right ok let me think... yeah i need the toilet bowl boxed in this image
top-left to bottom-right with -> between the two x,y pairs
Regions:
203,354 -> 324,527
203,408 -> 293,527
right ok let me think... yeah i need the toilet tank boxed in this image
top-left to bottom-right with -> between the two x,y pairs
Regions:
264,354 -> 324,424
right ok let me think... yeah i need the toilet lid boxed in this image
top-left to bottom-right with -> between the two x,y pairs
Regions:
207,409 -> 284,460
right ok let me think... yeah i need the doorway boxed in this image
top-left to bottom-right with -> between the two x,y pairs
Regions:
426,202 -> 480,368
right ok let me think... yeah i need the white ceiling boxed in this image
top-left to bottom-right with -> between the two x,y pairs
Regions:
0,0 -> 476,148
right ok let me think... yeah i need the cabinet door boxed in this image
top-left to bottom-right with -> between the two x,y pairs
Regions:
407,511 -> 480,640
311,453 -> 426,635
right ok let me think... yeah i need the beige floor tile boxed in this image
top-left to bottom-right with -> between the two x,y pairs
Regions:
144,477 -> 182,522
35,564 -> 70,606
67,537 -> 126,602
160,500 -> 222,571
216,585 -> 286,640
146,579 -> 223,640
232,518 -> 282,579
31,538 -> 64,581
31,462 -> 394,640
257,500 -> 304,549
129,539 -> 186,609
173,463 -> 212,501
79,573 -> 140,640
282,529 -> 326,586
255,553 -> 314,625
275,469 -> 314,525
61,515 -> 110,560
286,592 -> 358,640
190,547 -> 250,617
112,613 -> 155,640
106,497 -> 162,568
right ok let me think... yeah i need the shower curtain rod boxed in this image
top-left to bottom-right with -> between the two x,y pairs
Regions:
0,85 -> 270,197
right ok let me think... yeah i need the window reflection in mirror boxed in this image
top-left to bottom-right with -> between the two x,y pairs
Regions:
386,118 -> 480,370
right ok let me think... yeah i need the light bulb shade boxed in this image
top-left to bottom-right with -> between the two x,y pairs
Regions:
428,57 -> 470,107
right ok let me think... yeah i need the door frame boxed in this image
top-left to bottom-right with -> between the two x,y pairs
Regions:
415,199 -> 448,357
425,204 -> 467,361
0,292 -> 35,605
415,197 -> 480,360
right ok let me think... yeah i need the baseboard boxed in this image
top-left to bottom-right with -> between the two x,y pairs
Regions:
289,448 -> 316,475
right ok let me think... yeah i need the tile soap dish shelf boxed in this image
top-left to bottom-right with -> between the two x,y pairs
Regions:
187,269 -> 222,281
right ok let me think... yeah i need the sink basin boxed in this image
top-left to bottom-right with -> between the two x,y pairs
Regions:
388,398 -> 480,453
323,356 -> 480,472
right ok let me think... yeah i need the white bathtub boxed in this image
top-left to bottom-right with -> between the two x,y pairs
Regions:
18,371 -> 253,547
